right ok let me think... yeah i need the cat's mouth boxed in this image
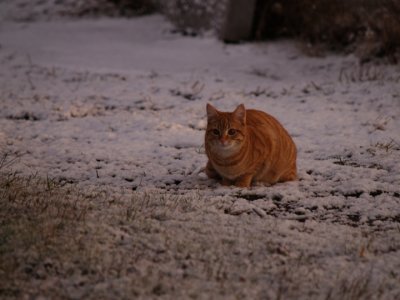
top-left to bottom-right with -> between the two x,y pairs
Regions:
217,142 -> 237,151
219,141 -> 232,147
210,140 -> 239,152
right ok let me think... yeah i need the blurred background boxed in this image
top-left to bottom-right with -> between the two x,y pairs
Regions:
2,0 -> 400,63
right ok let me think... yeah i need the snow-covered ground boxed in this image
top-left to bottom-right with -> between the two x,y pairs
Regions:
1,7 -> 400,299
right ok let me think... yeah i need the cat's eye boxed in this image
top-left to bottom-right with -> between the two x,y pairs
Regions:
212,129 -> 220,136
228,129 -> 237,136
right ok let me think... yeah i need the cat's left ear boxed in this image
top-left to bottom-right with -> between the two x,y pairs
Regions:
233,104 -> 246,125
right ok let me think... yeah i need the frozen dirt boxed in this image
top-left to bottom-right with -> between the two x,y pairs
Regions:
0,6 -> 400,300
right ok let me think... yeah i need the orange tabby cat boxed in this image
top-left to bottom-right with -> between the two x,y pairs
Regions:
205,103 -> 297,187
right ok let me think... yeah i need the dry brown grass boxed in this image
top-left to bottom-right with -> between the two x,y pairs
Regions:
1,152 -> 398,299
0,159 -> 204,299
0,172 -> 93,298
254,0 -> 400,62
4,0 -> 156,21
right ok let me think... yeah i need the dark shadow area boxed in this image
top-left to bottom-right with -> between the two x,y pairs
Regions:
252,0 -> 400,63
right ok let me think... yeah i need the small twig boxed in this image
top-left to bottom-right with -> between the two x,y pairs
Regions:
339,67 -> 345,83
25,54 -> 36,90
0,152 -> 24,170
135,171 -> 146,190
209,91 -> 225,101
311,81 -> 322,91
25,71 -> 36,90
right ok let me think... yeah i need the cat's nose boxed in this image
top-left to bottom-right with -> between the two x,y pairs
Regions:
220,138 -> 229,146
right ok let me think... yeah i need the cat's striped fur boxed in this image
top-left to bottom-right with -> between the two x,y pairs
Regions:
205,103 -> 297,187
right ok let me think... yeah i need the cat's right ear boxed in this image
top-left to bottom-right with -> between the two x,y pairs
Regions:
206,103 -> 219,120
233,104 -> 246,125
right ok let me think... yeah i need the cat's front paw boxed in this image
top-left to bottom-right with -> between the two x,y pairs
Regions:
205,161 -> 220,179
234,174 -> 253,188
220,178 -> 232,186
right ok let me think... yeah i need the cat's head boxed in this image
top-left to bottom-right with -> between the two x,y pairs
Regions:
205,103 -> 246,154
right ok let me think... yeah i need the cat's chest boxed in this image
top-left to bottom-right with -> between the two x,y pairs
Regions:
213,164 -> 239,180
211,158 -> 247,180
